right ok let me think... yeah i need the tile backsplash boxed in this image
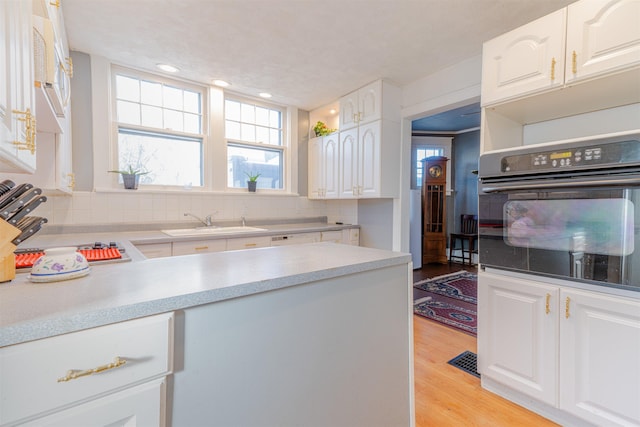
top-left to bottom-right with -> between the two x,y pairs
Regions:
34,191 -> 358,227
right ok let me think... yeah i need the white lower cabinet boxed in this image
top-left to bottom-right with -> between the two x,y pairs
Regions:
172,239 -> 226,256
0,312 -> 174,426
479,271 -> 640,426
225,235 -> 271,251
270,232 -> 320,246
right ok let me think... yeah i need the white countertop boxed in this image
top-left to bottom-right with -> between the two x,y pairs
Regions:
0,243 -> 410,347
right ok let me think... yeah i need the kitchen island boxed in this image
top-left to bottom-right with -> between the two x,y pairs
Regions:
0,243 -> 414,426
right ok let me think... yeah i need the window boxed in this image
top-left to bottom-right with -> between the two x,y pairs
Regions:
225,98 -> 285,190
113,68 -> 206,187
411,136 -> 452,189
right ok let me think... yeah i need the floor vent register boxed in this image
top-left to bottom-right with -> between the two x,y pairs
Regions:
447,350 -> 480,378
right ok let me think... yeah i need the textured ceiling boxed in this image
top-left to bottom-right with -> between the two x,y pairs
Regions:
61,0 -> 574,112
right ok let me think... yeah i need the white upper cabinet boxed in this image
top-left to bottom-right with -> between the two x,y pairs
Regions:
481,8 -> 567,106
566,0 -> 640,83
0,0 -> 36,173
339,80 -> 384,130
482,0 -> 640,107
308,133 -> 339,199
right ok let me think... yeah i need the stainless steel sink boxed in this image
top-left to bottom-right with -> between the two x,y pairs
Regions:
161,226 -> 267,237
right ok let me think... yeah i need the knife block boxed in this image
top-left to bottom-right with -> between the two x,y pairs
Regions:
0,219 -> 21,282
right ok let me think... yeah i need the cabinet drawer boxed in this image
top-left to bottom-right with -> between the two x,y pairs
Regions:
0,312 -> 173,425
173,239 -> 226,256
226,236 -> 271,251
135,242 -> 172,259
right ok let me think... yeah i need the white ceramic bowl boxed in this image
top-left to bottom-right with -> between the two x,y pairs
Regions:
29,247 -> 90,283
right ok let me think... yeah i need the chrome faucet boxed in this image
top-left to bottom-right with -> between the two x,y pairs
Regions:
184,212 -> 214,227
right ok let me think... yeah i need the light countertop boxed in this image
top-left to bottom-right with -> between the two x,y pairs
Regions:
0,242 -> 410,348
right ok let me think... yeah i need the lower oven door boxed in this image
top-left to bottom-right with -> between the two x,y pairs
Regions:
478,174 -> 640,292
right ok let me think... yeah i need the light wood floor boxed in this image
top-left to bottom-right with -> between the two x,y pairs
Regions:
413,262 -> 559,426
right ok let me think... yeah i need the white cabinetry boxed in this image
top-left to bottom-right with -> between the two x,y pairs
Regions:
342,228 -> 360,245
0,312 -> 174,426
339,119 -> 399,198
173,239 -> 226,256
482,0 -> 640,107
308,133 -> 339,199
339,80 -> 384,130
226,235 -> 271,251
270,232 -> 320,246
0,0 -> 36,173
479,271 -> 640,426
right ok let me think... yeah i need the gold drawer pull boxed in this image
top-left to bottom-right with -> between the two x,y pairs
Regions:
545,293 -> 551,315
194,246 -> 209,251
57,356 -> 126,382
245,243 -> 257,247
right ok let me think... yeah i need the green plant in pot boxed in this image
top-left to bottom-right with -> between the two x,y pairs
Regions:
108,165 -> 150,190
313,121 -> 336,137
245,172 -> 260,192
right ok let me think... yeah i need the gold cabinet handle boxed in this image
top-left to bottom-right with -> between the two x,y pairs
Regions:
57,356 -> 126,382
245,243 -> 257,247
65,57 -> 73,78
66,173 -> 75,190
545,293 -> 551,315
50,0 -> 60,7
194,246 -> 209,251
12,109 -> 36,154
550,57 -> 556,81
565,296 -> 571,319
572,51 -> 577,74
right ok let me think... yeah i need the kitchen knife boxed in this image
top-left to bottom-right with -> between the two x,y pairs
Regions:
11,216 -> 48,245
0,179 -> 15,196
6,196 -> 47,225
0,187 -> 42,220
0,183 -> 33,210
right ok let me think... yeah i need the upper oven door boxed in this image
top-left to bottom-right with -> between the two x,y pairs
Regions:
478,173 -> 640,292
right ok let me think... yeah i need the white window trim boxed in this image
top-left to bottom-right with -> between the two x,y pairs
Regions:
90,55 -> 298,194
411,136 -> 452,193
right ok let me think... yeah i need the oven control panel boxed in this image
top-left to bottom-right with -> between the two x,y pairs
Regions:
501,139 -> 640,173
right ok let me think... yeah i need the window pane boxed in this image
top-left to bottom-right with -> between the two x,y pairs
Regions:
225,120 -> 240,140
256,126 -> 270,144
241,123 -> 255,142
269,110 -> 281,128
255,107 -> 270,126
163,86 -> 183,110
164,109 -> 183,132
227,144 -> 282,189
184,113 -> 200,134
241,103 -> 255,123
184,90 -> 200,113
225,100 -> 240,121
140,80 -> 162,106
141,105 -> 162,128
118,129 -> 203,186
116,75 -> 139,102
270,129 -> 281,146
117,100 -> 140,125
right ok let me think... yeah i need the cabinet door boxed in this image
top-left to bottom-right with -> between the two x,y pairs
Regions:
357,120 -> 381,198
0,0 -> 36,173
135,242 -> 172,259
478,271 -> 559,405
308,136 -> 323,199
339,127 -> 357,198
21,379 -> 166,427
566,0 -> 640,84
559,289 -> 640,426
481,8 -> 566,106
357,80 -> 382,125
172,239 -> 226,256
322,133 -> 339,198
339,90 -> 359,130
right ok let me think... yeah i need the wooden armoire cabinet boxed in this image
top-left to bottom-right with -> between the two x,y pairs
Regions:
422,156 -> 448,264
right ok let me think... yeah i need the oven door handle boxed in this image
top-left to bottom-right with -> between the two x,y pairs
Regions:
481,176 -> 640,193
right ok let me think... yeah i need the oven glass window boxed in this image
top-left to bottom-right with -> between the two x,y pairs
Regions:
505,199 -> 635,256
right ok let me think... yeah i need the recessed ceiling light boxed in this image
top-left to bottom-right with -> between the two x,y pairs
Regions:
157,64 -> 179,73
213,79 -> 230,87
259,92 -> 272,99
329,109 -> 337,115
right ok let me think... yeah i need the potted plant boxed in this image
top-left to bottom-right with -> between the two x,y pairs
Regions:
313,121 -> 336,137
108,165 -> 149,190
245,172 -> 260,192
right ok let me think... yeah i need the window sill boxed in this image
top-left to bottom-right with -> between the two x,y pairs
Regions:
93,187 -> 301,197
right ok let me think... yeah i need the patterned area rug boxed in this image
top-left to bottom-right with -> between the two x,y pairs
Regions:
413,271 -> 477,336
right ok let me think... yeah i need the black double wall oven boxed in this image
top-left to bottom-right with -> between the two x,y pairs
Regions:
478,133 -> 640,293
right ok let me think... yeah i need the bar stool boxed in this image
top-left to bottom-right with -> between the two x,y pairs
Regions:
449,214 -> 478,265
